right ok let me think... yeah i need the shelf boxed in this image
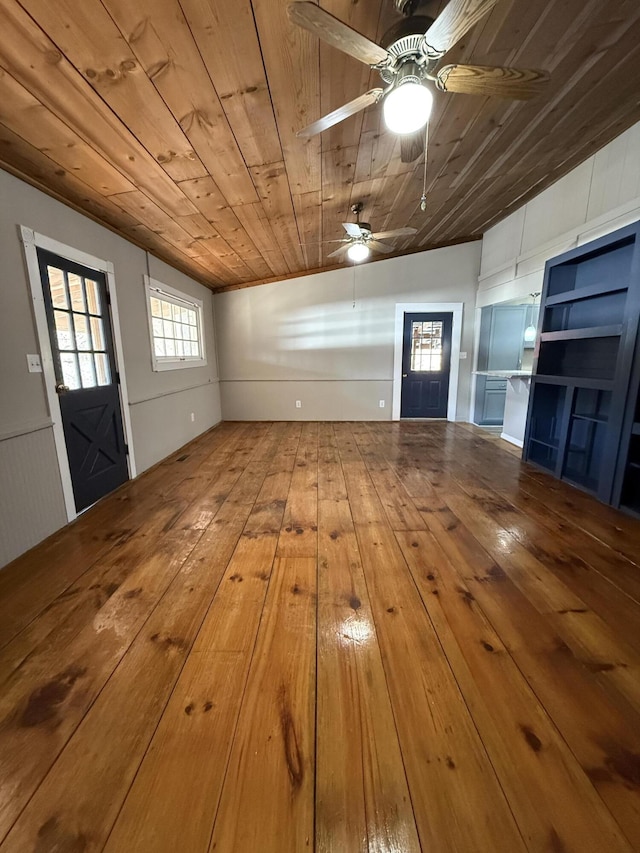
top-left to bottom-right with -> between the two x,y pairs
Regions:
540,324 -> 623,342
529,437 -> 560,450
562,474 -> 598,495
571,414 -> 608,424
545,281 -> 628,306
528,221 -> 640,511
530,375 -> 613,390
620,504 -> 640,519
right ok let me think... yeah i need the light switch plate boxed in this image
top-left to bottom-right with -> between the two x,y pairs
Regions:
26,354 -> 42,373
459,352 -> 467,359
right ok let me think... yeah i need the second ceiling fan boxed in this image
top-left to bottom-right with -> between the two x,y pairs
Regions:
288,0 -> 550,162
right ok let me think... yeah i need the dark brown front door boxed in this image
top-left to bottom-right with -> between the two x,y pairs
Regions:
401,312 -> 452,418
38,249 -> 129,512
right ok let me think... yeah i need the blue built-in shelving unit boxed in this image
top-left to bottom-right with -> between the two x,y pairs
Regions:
523,220 -> 640,516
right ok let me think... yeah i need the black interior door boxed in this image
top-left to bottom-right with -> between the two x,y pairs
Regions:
38,249 -> 129,512
401,312 -> 453,418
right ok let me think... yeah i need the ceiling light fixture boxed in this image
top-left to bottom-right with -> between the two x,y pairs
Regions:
383,62 -> 433,135
523,291 -> 541,341
347,242 -> 370,262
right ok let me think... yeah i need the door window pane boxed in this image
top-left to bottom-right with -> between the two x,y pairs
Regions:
411,321 -> 443,372
73,314 -> 92,350
85,279 -> 101,314
54,310 -> 74,350
90,317 -> 105,351
61,353 -> 81,389
68,273 -> 86,312
94,353 -> 111,386
79,352 -> 97,388
48,267 -> 68,309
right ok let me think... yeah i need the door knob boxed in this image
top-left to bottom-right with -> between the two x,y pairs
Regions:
402,373 -> 408,378
55,382 -> 70,394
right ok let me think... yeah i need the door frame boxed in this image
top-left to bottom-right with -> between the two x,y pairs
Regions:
393,302 -> 463,421
20,226 -> 137,522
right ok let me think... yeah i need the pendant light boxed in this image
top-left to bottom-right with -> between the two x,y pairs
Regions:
523,292 -> 541,342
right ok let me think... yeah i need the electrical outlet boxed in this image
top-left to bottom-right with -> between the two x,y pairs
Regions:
295,400 -> 302,408
190,412 -> 195,422
379,400 -> 385,408
26,354 -> 42,373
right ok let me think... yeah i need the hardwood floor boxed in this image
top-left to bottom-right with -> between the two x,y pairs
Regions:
0,420 -> 639,852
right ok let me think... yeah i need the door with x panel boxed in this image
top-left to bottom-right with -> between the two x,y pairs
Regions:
38,249 -> 129,512
401,312 -> 453,418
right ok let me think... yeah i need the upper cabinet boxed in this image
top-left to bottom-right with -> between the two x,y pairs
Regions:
523,221 -> 640,515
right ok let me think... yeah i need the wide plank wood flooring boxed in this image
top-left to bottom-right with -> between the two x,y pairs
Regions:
1,420 -> 640,852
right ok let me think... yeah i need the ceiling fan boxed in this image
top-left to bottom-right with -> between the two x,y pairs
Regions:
288,0 -> 550,162
328,203 -> 417,262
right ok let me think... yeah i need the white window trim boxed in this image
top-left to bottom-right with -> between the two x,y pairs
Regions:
144,275 -> 207,371
20,226 -> 137,523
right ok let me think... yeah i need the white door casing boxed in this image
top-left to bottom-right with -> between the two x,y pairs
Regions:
20,226 -> 136,522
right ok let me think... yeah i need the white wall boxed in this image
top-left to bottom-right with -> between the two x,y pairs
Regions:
478,122 -> 640,307
0,169 -> 221,568
215,242 -> 481,421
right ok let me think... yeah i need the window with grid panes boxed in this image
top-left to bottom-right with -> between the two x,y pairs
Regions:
48,265 -> 111,389
145,277 -> 207,371
410,320 -> 443,372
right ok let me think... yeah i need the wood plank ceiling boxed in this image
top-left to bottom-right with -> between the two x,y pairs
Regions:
1,0 -> 639,292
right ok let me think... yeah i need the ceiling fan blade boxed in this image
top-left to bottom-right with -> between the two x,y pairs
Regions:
327,244 -> 351,259
371,227 -> 418,240
437,64 -> 550,99
343,222 -> 363,237
296,88 -> 383,138
368,240 -> 395,254
424,0 -> 499,56
400,131 -> 424,163
287,2 -> 389,66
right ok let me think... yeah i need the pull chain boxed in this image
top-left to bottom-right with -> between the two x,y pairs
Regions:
352,262 -> 356,308
420,121 -> 429,212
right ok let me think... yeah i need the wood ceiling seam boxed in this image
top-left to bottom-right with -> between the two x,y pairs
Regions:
0,64 -> 136,197
0,0 -> 200,218
415,7 -> 640,245
15,0 -> 212,182
99,0 -> 260,206
0,123 -> 226,287
438,31 -> 640,241
477,3 -> 640,184
250,0 -> 321,194
176,176 -> 275,278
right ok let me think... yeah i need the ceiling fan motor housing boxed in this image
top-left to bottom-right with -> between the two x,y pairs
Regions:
379,15 -> 438,86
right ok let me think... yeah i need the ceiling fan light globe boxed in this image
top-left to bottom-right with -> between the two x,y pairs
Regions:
347,242 -> 370,262
383,81 -> 433,135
